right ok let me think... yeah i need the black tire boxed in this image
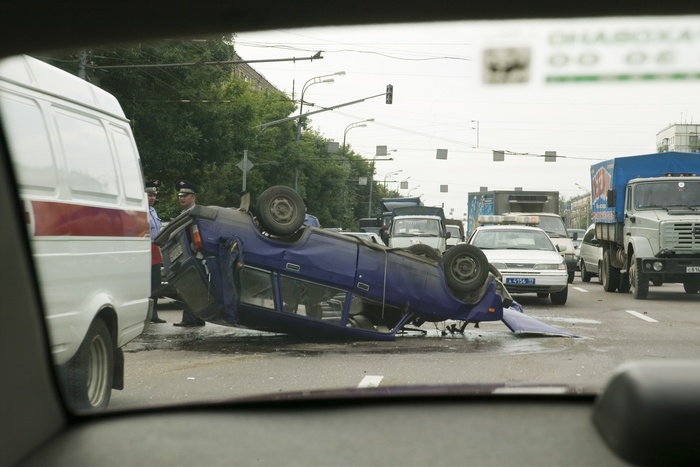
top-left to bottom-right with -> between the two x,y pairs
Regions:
567,270 -> 575,283
255,186 -> 305,236
651,278 -> 663,287
683,281 -> 700,294
601,249 -> 620,293
630,252 -> 649,299
406,244 -> 441,261
617,272 -> 631,293
550,285 -> 568,305
580,260 -> 592,283
442,244 -> 489,293
61,318 -> 113,411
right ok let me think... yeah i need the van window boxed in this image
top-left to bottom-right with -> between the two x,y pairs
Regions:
54,109 -> 119,200
111,125 -> 143,203
0,93 -> 57,194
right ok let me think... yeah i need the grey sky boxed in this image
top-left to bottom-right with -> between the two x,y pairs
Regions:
235,17 -> 700,218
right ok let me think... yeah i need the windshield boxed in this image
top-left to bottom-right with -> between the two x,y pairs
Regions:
4,14 -> 700,415
391,217 -> 442,236
472,229 -> 555,251
634,180 -> 700,209
536,216 -> 569,237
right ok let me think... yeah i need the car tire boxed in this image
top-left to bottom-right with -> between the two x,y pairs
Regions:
567,270 -> 574,283
630,252 -> 649,299
406,244 -> 441,261
550,286 -> 568,305
617,272 -> 631,293
651,278 -> 663,287
683,281 -> 700,294
442,244 -> 489,293
581,260 -> 592,283
601,248 -> 620,293
255,186 -> 305,236
61,318 -> 113,411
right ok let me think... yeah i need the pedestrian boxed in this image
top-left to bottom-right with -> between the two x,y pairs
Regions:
146,180 -> 166,323
302,198 -> 320,227
173,179 -> 206,327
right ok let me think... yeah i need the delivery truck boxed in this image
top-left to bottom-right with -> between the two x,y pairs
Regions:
591,151 -> 700,299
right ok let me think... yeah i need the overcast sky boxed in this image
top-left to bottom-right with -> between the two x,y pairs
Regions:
234,16 -> 700,219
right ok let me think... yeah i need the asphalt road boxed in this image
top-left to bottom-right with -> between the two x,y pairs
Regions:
110,274 -> 700,409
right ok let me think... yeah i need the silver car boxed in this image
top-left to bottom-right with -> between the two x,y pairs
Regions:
578,224 -> 603,283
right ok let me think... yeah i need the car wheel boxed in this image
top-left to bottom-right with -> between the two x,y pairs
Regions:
581,260 -> 592,283
442,244 -> 489,293
61,318 -> 113,411
255,186 -> 305,236
567,270 -> 574,283
601,249 -> 620,293
630,252 -> 649,299
617,272 -> 631,293
550,286 -> 568,305
405,244 -> 441,261
651,278 -> 663,287
683,281 -> 700,294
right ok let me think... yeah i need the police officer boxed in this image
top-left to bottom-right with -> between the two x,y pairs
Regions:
173,179 -> 206,327
146,180 -> 166,323
302,198 -> 320,227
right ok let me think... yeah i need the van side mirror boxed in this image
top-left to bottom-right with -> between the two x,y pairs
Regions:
557,244 -> 568,252
445,231 -> 451,239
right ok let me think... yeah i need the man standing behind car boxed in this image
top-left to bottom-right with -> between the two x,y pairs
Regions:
146,180 -> 166,323
173,179 -> 206,327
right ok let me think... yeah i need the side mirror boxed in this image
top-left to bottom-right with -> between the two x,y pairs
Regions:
572,232 -> 578,241
445,231 -> 451,239
557,244 -> 568,252
381,230 -> 389,244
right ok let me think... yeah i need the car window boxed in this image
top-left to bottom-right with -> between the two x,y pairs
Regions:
3,14 -> 700,415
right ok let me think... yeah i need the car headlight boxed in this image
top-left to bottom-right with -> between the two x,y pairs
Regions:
533,263 -> 564,270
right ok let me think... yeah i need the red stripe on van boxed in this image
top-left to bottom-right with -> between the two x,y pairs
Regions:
30,200 -> 149,238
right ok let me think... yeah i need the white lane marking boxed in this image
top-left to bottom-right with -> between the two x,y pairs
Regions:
572,286 -> 588,293
625,310 -> 659,323
358,375 -> 384,388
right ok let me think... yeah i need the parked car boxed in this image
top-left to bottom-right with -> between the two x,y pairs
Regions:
569,228 -> 585,271
467,217 -> 569,305
578,224 -> 603,283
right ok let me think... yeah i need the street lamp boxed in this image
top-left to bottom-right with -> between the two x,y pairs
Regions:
408,185 -> 421,196
342,118 -> 374,164
293,71 -> 345,190
383,169 -> 403,188
296,71 -> 346,143
368,148 -> 397,217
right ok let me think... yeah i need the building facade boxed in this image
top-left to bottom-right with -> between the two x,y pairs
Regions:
656,123 -> 700,153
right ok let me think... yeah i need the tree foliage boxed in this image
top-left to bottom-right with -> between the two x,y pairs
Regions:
43,38 -> 393,226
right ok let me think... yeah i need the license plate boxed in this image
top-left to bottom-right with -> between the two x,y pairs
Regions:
687,266 -> 700,273
169,243 -> 183,263
506,277 -> 535,285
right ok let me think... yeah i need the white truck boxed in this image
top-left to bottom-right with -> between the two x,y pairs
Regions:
382,205 -> 450,254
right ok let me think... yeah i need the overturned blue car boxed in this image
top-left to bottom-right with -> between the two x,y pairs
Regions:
155,186 -> 574,340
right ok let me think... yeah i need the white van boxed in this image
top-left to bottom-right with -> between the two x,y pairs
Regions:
0,55 -> 152,410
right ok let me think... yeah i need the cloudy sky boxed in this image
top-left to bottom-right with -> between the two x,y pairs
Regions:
234,16 -> 700,219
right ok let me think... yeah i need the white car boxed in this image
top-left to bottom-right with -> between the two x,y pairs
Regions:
578,224 -> 603,283
468,223 -> 569,305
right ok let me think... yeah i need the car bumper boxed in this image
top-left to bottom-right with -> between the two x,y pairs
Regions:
500,273 -> 568,294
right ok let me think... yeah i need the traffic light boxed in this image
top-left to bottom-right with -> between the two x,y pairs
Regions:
385,84 -> 393,104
